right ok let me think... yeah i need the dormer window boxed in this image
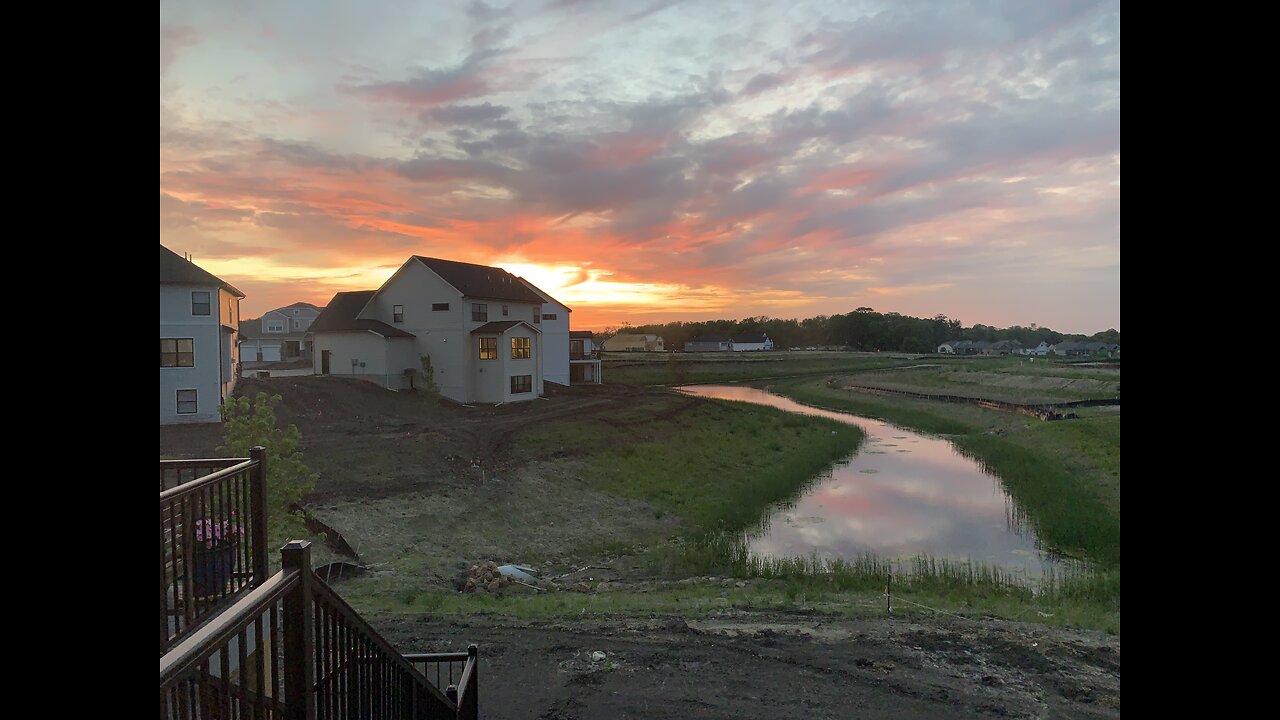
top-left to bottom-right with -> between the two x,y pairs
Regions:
393,305 -> 404,323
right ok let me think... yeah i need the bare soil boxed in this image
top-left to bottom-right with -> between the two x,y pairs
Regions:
159,376 -> 1121,717
371,611 -> 1120,719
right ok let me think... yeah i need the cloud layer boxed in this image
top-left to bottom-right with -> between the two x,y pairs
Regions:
160,0 -> 1120,331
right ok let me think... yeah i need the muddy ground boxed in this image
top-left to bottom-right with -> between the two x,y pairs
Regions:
371,611 -> 1119,719
160,376 -> 1120,717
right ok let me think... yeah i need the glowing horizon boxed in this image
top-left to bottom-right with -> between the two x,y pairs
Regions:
161,1 -> 1120,334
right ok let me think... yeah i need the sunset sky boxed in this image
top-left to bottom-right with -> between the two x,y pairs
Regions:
160,0 -> 1120,333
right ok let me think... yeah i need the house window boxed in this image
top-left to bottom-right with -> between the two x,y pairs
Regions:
393,305 -> 405,323
502,305 -> 509,317
267,320 -> 284,332
176,389 -> 198,414
432,303 -> 449,311
511,337 -> 531,359
160,338 -> 195,367
472,303 -> 488,322
479,337 -> 497,360
192,292 -> 210,316
542,313 -> 557,321
510,375 -> 532,394
533,305 -> 541,324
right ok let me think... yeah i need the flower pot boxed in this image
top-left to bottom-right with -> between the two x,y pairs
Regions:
191,543 -> 239,596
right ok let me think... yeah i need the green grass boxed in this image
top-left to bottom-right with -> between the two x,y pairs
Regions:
346,566 -> 1119,634
515,398 -> 863,532
774,377 -> 976,435
603,353 -> 917,386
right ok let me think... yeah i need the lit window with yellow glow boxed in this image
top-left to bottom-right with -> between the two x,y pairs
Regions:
511,337 -> 531,359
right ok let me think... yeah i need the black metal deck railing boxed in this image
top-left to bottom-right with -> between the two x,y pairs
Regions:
160,541 -> 476,719
160,449 -> 269,655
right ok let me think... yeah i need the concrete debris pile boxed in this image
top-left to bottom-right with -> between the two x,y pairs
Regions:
463,561 -> 510,593
461,561 -> 542,593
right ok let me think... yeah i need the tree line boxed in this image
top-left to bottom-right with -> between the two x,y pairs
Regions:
610,309 -> 1120,354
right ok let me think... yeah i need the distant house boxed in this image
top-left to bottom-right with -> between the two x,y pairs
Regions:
684,336 -> 734,352
310,256 -> 559,403
1029,341 -> 1051,356
731,332 -> 774,351
569,331 -> 602,384
990,340 -> 1023,356
1052,341 -> 1112,357
937,340 -> 990,355
603,334 -> 665,352
160,244 -> 244,424
239,302 -> 323,362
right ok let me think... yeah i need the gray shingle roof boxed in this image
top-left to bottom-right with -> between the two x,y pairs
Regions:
159,244 -> 245,297
310,291 -> 415,338
415,257 -> 545,304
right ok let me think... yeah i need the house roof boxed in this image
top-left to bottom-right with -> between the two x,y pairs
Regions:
237,319 -> 309,341
160,244 -> 245,297
414,256 -> 545,304
310,291 -> 415,338
266,302 -> 324,314
569,330 -> 594,338
470,320 -> 541,335
687,336 -> 732,344
732,332 -> 770,344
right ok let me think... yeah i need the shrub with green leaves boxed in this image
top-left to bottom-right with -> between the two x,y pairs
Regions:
220,392 -> 317,541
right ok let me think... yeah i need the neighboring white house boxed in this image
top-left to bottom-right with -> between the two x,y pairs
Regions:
310,256 -> 554,404
239,302 -> 323,362
603,334 -> 664,352
160,244 -> 243,424
517,278 -> 571,386
684,336 -> 733,352
568,330 -> 603,384
731,332 -> 774,351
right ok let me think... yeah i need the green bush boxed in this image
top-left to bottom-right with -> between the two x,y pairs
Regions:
220,392 -> 317,542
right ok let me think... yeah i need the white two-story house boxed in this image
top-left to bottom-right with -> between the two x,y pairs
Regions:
517,277 -> 570,386
239,302 -> 323,362
310,256 -> 561,404
159,244 -> 243,424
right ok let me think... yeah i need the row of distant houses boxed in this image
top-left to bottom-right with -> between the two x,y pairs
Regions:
160,246 -> 604,424
936,339 -> 1120,357
599,332 -> 776,352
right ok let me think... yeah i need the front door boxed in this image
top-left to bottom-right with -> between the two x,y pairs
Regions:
321,350 -> 330,374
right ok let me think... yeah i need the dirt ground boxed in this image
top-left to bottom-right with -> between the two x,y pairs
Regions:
371,610 -> 1120,719
160,376 -> 1121,717
159,376 -> 702,579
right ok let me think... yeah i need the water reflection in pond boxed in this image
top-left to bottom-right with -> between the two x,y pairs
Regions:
676,385 -> 1072,579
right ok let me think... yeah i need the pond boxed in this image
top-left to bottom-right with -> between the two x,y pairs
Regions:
676,385 -> 1074,580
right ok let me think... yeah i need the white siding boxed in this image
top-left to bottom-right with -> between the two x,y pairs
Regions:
365,260 -> 544,403
523,285 -> 570,386
160,284 -> 225,424
312,332 -> 417,390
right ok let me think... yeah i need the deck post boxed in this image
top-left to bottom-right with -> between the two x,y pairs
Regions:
250,446 -> 269,584
282,540 -> 315,720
